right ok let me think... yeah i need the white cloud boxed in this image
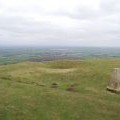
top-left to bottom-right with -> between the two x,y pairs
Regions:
0,0 -> 120,46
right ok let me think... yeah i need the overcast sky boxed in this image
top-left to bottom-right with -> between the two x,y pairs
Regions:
0,0 -> 120,47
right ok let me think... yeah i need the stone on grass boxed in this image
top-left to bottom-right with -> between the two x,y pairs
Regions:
107,68 -> 120,93
51,83 -> 58,88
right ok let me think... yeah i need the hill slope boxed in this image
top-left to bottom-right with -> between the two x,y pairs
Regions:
0,59 -> 120,120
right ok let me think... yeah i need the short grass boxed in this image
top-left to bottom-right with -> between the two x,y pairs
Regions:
0,59 -> 120,120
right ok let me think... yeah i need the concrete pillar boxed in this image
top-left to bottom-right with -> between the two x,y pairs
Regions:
107,68 -> 120,93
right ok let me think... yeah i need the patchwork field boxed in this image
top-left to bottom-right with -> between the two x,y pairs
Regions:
0,59 -> 120,120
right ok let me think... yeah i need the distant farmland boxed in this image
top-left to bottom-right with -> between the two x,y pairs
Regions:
1,46 -> 120,65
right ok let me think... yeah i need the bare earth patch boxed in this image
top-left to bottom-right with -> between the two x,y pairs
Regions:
42,68 -> 77,73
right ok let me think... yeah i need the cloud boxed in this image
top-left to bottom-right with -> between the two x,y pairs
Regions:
0,0 -> 120,46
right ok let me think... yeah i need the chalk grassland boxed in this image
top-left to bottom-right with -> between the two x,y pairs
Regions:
0,59 -> 120,120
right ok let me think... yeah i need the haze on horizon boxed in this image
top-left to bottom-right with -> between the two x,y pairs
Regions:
0,0 -> 120,47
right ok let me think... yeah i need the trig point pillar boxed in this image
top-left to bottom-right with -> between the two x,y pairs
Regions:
107,68 -> 120,93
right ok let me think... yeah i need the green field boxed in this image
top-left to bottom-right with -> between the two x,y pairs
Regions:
0,59 -> 120,120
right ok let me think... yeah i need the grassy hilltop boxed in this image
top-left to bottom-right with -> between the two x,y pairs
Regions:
0,59 -> 120,120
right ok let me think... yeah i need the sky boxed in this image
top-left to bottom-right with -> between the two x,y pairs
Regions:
0,0 -> 120,47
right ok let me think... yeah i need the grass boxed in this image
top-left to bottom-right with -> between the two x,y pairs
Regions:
0,59 -> 120,120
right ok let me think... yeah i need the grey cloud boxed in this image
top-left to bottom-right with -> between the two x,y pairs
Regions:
0,0 -> 120,46
54,9 -> 99,20
0,15 -> 73,41
101,0 -> 120,13
61,0 -> 120,20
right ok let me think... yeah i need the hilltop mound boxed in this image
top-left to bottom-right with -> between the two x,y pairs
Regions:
0,59 -> 120,120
